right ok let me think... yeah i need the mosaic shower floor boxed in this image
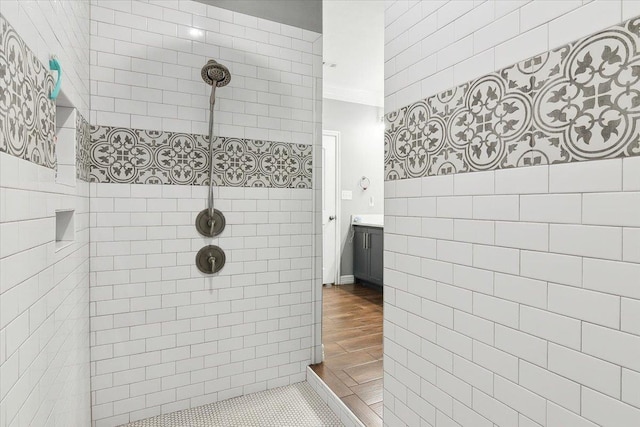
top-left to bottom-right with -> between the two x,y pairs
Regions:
121,382 -> 343,427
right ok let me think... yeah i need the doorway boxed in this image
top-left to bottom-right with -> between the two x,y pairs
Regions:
313,1 -> 385,425
315,106 -> 385,427
322,131 -> 340,286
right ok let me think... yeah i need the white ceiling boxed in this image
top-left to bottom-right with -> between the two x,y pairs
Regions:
323,0 -> 384,107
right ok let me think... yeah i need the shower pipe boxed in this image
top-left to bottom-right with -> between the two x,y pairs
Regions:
202,59 -> 230,233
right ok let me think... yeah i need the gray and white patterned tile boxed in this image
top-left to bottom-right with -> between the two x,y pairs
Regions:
429,144 -> 467,176
499,58 -> 536,95
447,73 -> 532,172
531,16 -> 640,164
120,382 -> 343,427
75,112 -> 90,181
384,107 -> 405,180
428,84 -> 468,117
0,13 -> 56,169
398,101 -> 447,178
384,84 -> 468,180
90,125 -> 313,188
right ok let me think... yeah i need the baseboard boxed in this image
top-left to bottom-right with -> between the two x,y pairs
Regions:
306,367 -> 365,427
338,275 -> 354,285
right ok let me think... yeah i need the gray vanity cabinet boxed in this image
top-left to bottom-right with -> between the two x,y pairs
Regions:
353,225 -> 383,287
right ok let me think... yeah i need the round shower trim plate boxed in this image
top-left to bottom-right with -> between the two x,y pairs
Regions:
195,208 -> 226,237
196,245 -> 226,274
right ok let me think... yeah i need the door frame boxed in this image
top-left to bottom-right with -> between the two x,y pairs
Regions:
322,130 -> 342,285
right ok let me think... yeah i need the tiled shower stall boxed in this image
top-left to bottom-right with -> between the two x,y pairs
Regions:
87,3 -> 322,424
2,0 -> 640,427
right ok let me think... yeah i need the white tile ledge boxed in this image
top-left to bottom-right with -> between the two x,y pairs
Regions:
306,366 -> 366,427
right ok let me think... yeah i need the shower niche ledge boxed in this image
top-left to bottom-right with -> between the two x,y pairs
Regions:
55,209 -> 75,251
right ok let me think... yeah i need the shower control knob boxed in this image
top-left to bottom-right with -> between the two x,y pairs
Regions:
196,245 -> 225,274
196,208 -> 226,237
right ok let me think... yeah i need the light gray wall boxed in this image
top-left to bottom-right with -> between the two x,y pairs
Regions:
195,0 -> 322,33
323,99 -> 384,279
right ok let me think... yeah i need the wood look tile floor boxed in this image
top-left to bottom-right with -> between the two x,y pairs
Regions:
311,284 -> 383,427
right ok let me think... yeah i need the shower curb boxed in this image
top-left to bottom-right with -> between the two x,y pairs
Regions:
306,366 -> 366,427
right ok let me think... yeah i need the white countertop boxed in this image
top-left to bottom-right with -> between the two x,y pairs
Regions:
351,214 -> 383,228
353,222 -> 383,228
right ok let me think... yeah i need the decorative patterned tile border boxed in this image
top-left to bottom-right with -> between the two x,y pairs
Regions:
0,13 -> 56,169
76,112 -> 90,181
385,15 -> 640,180
90,125 -> 313,188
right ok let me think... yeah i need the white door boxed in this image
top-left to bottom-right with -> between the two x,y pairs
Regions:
322,132 -> 338,285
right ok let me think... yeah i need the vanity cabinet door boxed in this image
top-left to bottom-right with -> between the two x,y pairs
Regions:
368,227 -> 384,286
353,226 -> 369,281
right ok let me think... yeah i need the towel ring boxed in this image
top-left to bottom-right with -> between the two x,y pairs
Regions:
359,176 -> 370,190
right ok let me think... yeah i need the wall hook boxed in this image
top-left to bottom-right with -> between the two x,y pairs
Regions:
49,56 -> 62,101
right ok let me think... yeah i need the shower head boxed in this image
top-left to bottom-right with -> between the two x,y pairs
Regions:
201,60 -> 231,87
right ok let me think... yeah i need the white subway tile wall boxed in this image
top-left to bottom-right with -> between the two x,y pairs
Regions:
384,0 -> 637,113
88,184 -> 314,426
0,0 -> 90,117
0,0 -> 92,426
87,2 -> 322,425
0,151 -> 92,427
384,2 -> 640,425
383,158 -> 640,426
89,0 -> 321,143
